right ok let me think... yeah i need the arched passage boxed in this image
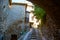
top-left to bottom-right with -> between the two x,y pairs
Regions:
27,0 -> 60,40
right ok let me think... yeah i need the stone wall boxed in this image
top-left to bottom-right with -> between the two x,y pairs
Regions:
4,20 -> 23,40
41,14 -> 54,40
41,14 -> 60,40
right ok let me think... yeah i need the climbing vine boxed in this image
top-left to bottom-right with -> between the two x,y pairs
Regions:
34,5 -> 46,26
34,5 -> 45,19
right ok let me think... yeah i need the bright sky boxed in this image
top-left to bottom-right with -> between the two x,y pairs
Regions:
12,0 -> 26,3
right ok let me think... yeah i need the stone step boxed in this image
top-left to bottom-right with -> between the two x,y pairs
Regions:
30,35 -> 37,39
31,37 -> 37,39
31,39 -> 37,40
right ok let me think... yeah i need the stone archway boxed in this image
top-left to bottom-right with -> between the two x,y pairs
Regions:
27,0 -> 60,40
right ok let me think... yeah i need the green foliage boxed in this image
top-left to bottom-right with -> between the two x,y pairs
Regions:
34,5 -> 45,20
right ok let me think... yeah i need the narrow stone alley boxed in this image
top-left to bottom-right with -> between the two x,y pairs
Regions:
18,28 -> 43,40
0,0 -> 60,40
27,28 -> 42,40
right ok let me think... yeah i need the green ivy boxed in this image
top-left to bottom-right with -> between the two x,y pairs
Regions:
34,5 -> 45,20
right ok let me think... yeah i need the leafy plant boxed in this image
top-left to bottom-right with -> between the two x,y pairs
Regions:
34,5 -> 45,20
34,5 -> 46,26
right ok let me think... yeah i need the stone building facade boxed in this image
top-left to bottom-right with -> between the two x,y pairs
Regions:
0,0 -> 27,40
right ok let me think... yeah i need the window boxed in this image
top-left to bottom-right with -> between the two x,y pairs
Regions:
26,11 -> 30,13
3,5 -> 5,9
11,34 -> 17,40
25,17 -> 29,23
0,17 -> 3,22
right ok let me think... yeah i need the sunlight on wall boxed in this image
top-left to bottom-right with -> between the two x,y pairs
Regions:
32,16 -> 41,29
26,1 -> 41,29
